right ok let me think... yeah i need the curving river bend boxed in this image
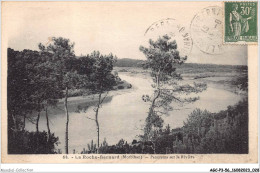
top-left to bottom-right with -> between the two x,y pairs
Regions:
25,73 -> 243,153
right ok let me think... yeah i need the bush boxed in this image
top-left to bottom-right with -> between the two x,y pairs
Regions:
174,99 -> 248,154
8,130 -> 59,154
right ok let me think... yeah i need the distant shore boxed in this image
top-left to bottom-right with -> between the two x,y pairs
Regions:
53,66 -> 247,115
114,66 -> 248,96
53,78 -> 134,114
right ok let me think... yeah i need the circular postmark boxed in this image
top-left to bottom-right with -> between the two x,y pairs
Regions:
190,6 -> 224,55
144,18 -> 192,57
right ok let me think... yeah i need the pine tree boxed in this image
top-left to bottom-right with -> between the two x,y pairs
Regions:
139,35 -> 207,153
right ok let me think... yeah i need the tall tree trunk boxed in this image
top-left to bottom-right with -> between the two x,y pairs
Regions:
36,111 -> 41,152
64,87 -> 69,154
95,93 -> 101,150
144,71 -> 161,140
45,107 -> 51,142
95,114 -> 100,149
36,111 -> 41,133
145,90 -> 160,140
22,114 -> 26,131
11,113 -> 17,138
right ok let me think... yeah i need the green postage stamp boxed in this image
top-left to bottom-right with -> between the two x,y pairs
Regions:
224,1 -> 258,44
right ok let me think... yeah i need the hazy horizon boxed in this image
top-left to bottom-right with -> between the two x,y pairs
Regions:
114,57 -> 248,66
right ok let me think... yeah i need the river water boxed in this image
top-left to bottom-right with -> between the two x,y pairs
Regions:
25,73 -> 243,153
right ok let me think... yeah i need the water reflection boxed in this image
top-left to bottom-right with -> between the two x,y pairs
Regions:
25,73 -> 243,153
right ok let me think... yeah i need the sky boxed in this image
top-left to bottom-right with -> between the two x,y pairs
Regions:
3,2 -> 247,65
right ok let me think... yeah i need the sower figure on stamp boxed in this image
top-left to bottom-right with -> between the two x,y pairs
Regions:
229,4 -> 252,37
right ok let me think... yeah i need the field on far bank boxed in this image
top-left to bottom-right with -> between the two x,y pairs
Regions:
114,64 -> 248,95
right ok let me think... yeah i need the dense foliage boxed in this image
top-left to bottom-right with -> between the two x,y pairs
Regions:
7,37 -> 118,154
8,131 -> 59,154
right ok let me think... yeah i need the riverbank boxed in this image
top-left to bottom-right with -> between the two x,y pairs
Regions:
67,78 -> 132,98
54,80 -> 134,115
114,66 -> 248,96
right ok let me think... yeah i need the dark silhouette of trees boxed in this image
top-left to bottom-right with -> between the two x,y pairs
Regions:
8,48 -> 37,134
8,38 -> 118,154
7,48 -> 62,154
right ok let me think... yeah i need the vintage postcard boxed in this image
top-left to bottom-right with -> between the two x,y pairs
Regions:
1,1 -> 258,164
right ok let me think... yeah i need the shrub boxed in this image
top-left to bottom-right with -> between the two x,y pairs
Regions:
8,130 -> 59,154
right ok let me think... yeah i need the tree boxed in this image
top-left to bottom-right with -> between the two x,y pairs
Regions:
7,48 -> 62,153
29,53 -> 63,142
7,49 -> 61,130
139,35 -> 207,153
182,109 -> 213,153
7,49 -> 36,136
86,51 -> 117,150
73,51 -> 117,152
39,37 -> 80,154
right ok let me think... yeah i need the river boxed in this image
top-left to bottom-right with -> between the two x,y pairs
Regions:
25,72 -> 243,153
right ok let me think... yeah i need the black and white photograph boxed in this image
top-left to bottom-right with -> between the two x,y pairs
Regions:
1,1 -> 258,165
